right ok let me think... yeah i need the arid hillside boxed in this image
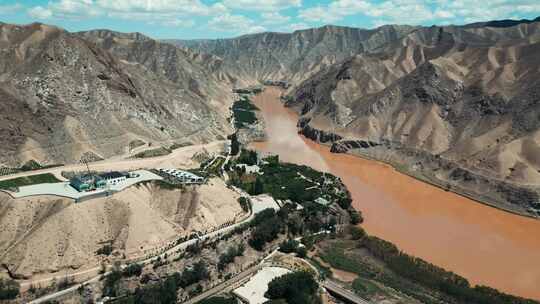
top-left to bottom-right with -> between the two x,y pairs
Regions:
169,24 -> 416,85
0,22 -> 233,166
0,178 -> 242,278
286,20 -> 540,215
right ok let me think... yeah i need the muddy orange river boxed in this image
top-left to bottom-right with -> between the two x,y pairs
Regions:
250,87 -> 540,300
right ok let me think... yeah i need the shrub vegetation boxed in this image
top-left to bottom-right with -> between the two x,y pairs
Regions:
0,173 -> 61,190
265,271 -> 321,304
0,278 -> 20,300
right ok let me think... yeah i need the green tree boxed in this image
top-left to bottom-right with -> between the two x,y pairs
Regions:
178,261 -> 209,288
0,278 -> 20,300
237,197 -> 250,212
278,239 -> 299,253
349,210 -> 363,225
103,268 -> 122,297
198,296 -> 237,304
249,210 -> 282,250
265,271 -> 320,304
296,246 -> 308,258
123,263 -> 143,277
350,226 -> 366,240
250,177 -> 264,195
218,244 -> 245,270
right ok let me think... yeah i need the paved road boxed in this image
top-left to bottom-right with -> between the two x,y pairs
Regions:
183,246 -> 280,304
323,280 -> 371,304
27,274 -> 105,304
183,265 -> 261,304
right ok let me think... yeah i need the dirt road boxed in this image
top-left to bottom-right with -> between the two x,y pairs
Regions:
27,202 -> 254,304
0,141 -> 226,183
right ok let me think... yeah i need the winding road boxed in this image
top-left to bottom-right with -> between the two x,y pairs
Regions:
27,202 -> 254,304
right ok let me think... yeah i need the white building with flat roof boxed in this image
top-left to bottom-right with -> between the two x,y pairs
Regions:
158,168 -> 204,184
250,194 -> 281,214
233,267 -> 291,304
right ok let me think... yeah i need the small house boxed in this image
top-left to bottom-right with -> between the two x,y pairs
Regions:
99,171 -> 128,185
70,175 -> 106,192
314,197 -> 331,207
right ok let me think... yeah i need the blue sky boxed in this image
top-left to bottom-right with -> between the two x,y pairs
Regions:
1,0 -> 539,39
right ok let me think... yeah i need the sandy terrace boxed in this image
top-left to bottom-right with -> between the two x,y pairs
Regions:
0,177 -> 243,280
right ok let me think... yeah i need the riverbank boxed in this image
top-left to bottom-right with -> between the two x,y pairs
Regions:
250,86 -> 540,300
301,132 -> 539,220
349,148 -> 539,218
295,105 -> 539,220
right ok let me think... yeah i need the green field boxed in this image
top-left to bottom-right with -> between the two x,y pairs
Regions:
232,96 -> 259,128
0,173 -> 61,190
206,157 -> 226,176
352,277 -> 384,298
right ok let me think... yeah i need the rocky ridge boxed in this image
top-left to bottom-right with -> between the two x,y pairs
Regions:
168,24 -> 417,85
285,21 -> 540,216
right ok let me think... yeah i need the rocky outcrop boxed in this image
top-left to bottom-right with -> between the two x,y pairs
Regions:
296,117 -> 341,143
330,140 -> 380,153
298,124 -> 342,144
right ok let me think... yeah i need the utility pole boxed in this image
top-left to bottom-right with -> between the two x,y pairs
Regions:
83,159 -> 91,175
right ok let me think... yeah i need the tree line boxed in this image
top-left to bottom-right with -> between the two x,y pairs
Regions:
357,228 -> 537,304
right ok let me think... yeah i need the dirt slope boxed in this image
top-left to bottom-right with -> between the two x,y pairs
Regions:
0,22 -> 233,166
286,20 -> 540,215
0,179 -> 241,278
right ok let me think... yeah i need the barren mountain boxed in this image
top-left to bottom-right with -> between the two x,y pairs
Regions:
286,20 -> 540,215
0,22 -> 233,166
169,24 -> 416,85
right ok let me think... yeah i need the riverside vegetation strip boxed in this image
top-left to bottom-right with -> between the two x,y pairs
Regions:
317,228 -> 538,304
232,94 -> 259,129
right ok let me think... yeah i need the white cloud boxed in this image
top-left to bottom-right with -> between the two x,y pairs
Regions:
244,25 -> 267,34
434,10 -> 454,19
25,0 -> 225,26
208,13 -> 266,34
49,0 -> 100,19
160,19 -> 196,28
222,0 -> 301,12
299,0 -> 540,26
261,12 -> 290,25
95,0 -> 224,16
21,0 -> 540,36
365,1 -> 434,25
288,22 -> 310,31
299,0 -> 371,23
299,6 -> 338,23
28,6 -> 53,19
0,3 -> 23,15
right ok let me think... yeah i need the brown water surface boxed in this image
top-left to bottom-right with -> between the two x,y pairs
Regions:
250,87 -> 540,300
